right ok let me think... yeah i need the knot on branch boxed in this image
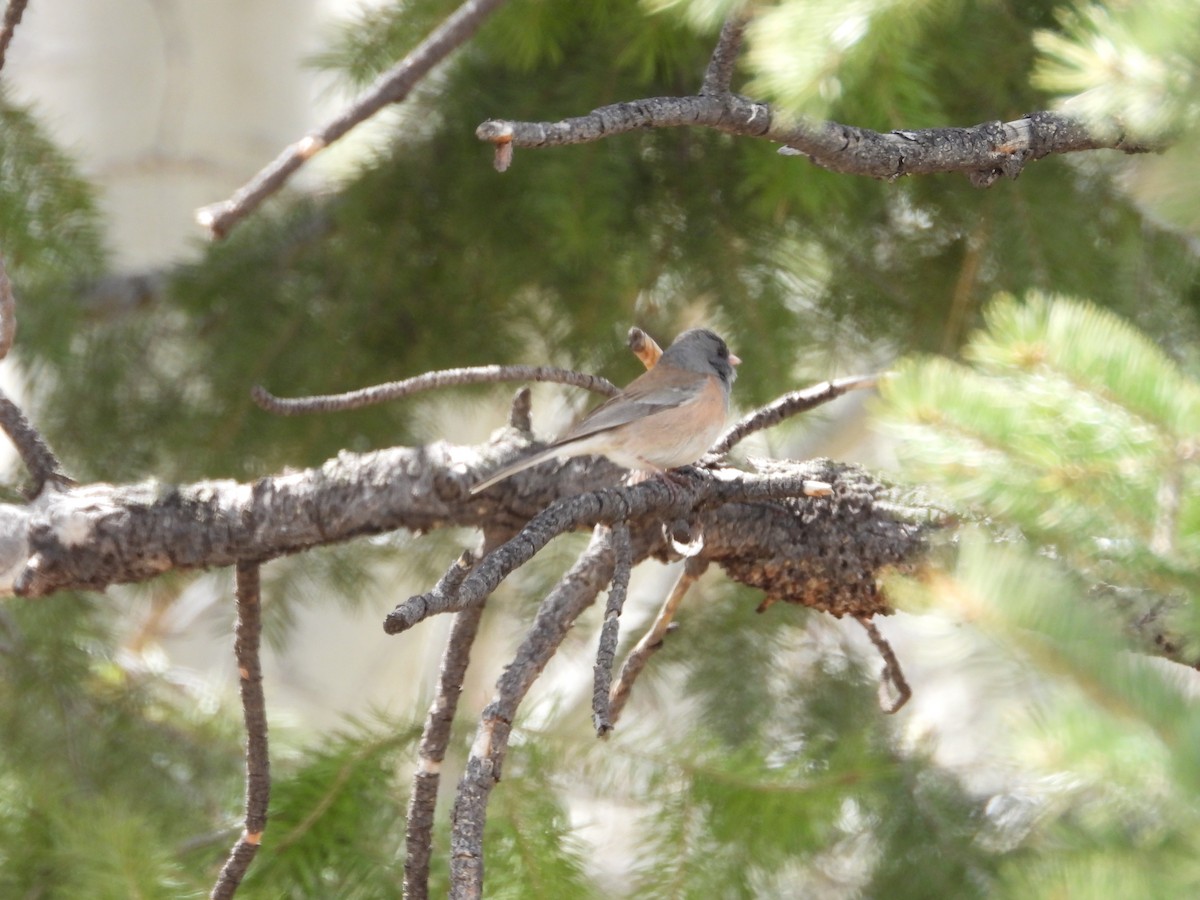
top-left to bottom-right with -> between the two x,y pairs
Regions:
711,461 -> 927,618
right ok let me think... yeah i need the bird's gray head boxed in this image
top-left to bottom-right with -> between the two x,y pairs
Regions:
662,328 -> 740,385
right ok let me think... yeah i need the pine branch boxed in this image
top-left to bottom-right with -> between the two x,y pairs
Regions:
449,527 -> 616,899
197,0 -> 512,239
210,561 -> 270,900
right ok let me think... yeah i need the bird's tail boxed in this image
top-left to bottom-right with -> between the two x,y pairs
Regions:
469,447 -> 561,495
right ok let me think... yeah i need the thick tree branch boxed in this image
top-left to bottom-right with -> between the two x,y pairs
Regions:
210,561 -> 269,900
478,98 -> 1157,183
197,0 -> 512,239
449,527 -> 616,898
252,365 -> 618,416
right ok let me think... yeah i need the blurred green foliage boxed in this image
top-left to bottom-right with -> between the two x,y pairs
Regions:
0,0 -> 1199,896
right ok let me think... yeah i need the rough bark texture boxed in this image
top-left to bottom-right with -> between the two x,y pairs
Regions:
8,436 -> 927,616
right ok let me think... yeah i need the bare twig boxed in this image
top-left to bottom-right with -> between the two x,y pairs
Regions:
508,387 -> 532,431
592,523 -> 631,735
405,541 -> 498,900
858,616 -> 911,714
0,389 -> 72,497
608,556 -> 707,725
197,0 -> 512,239
478,101 -> 1156,183
627,326 -> 663,369
0,0 -> 29,76
700,11 -> 748,96
0,254 -> 72,496
710,374 -> 880,456
449,527 -> 616,898
252,365 -> 617,416
384,476 -> 701,634
211,561 -> 270,900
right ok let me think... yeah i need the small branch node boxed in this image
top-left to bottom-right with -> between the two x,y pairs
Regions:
508,387 -> 532,431
627,326 -> 663,369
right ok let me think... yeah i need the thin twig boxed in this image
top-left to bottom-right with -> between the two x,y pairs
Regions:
0,253 -> 70,496
211,562 -> 270,900
700,11 -> 748,96
384,476 -> 697,634
197,0 -> 512,239
508,387 -> 532,431
252,365 -> 617,416
449,527 -> 616,898
0,0 -> 29,76
857,616 -> 911,714
477,103 -> 1157,183
710,374 -> 880,456
0,389 -> 72,496
592,523 -> 631,735
405,541 -> 497,900
609,557 -> 707,725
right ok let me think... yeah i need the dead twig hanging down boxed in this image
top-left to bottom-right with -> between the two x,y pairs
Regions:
210,561 -> 270,900
858,616 -> 911,714
0,0 -> 29,76
404,536 -> 504,900
449,527 -> 616,899
711,374 -> 881,455
253,365 -> 618,415
592,523 -> 632,735
608,556 -> 708,726
197,0 -> 512,239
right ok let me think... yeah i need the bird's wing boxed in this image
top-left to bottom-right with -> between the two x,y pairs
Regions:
557,368 -> 707,443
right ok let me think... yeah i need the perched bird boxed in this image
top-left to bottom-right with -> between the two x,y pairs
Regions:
471,328 -> 740,494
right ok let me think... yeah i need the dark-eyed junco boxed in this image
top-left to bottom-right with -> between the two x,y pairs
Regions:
471,328 -> 740,494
